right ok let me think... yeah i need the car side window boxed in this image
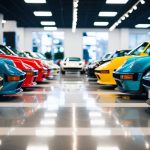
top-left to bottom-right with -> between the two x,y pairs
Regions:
145,46 -> 150,55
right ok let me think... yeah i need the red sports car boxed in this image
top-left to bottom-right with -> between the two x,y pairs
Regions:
0,45 -> 47,84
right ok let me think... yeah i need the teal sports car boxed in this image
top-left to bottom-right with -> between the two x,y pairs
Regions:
113,56 -> 150,94
0,58 -> 25,95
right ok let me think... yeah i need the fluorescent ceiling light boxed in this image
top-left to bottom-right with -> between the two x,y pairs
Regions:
41,21 -> 56,25
99,12 -> 117,17
94,22 -> 109,26
106,0 -> 129,4
34,11 -> 52,16
44,27 -> 57,31
135,24 -> 150,28
24,0 -> 46,3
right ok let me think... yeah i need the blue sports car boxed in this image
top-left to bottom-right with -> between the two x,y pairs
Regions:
113,56 -> 150,94
0,58 -> 25,95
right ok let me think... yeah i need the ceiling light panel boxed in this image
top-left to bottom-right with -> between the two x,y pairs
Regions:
34,11 -> 52,16
94,22 -> 109,26
106,0 -> 129,4
99,12 -> 117,17
135,24 -> 150,28
41,21 -> 56,25
24,0 -> 46,3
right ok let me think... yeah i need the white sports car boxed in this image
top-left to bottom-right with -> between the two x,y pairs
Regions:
61,57 -> 85,74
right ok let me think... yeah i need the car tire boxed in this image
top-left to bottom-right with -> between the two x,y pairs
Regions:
80,70 -> 85,74
61,70 -> 65,74
111,85 -> 117,89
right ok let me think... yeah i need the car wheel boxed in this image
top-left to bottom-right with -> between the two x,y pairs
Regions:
111,85 -> 117,89
80,70 -> 85,74
61,70 -> 65,74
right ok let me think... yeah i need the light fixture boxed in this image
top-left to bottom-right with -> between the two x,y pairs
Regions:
44,27 -> 57,31
99,12 -> 117,17
140,0 -> 145,4
133,5 -> 137,10
41,21 -> 56,25
24,0 -> 46,3
125,13 -> 129,18
121,16 -> 125,20
106,0 -> 129,4
94,22 -> 109,26
148,17 -> 150,20
72,0 -> 79,32
109,0 -> 146,31
135,24 -> 150,28
33,11 -> 52,16
2,20 -> 6,24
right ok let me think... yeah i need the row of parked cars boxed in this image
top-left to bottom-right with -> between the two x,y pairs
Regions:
86,41 -> 150,99
0,45 -> 60,95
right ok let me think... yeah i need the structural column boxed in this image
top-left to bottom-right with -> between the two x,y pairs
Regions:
0,14 -> 3,44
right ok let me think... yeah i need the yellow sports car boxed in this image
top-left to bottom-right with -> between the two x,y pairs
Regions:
95,41 -> 150,87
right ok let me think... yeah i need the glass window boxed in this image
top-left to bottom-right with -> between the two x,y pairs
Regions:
83,32 -> 108,62
128,42 -> 148,55
66,57 -> 81,62
145,46 -> 150,55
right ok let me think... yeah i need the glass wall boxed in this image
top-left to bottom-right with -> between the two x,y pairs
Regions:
129,32 -> 150,49
83,32 -> 108,62
32,32 -> 64,61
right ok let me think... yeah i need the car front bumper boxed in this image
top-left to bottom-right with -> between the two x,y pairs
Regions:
113,72 -> 142,93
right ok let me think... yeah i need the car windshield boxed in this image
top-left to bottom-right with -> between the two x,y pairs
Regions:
36,53 -> 46,60
66,57 -> 81,61
0,45 -> 17,56
128,42 -> 148,55
25,52 -> 39,59
111,50 -> 130,58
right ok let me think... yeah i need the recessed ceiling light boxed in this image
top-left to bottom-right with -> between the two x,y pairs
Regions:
33,11 -> 52,16
41,21 -> 56,26
135,24 -> 150,28
44,27 -> 57,31
94,22 -> 109,26
24,0 -> 46,3
106,0 -> 129,4
99,12 -> 117,17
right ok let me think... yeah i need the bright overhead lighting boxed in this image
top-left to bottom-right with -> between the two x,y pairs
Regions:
33,11 -> 52,16
94,22 -> 109,26
140,0 -> 145,4
106,0 -> 129,4
133,5 -> 137,10
97,146 -> 119,150
44,27 -> 57,31
24,0 -> 46,3
41,21 -> 56,25
27,145 -> 49,150
148,17 -> 150,20
2,20 -> 6,24
99,12 -> 117,17
135,24 -> 150,28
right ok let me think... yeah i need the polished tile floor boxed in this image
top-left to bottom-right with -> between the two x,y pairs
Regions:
0,73 -> 150,150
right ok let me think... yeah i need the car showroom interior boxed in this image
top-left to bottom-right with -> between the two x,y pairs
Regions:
0,0 -> 150,150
